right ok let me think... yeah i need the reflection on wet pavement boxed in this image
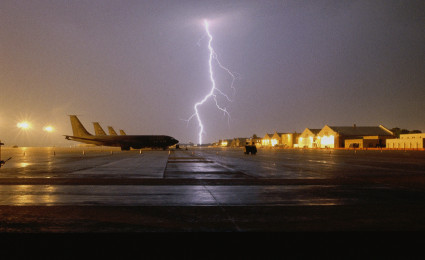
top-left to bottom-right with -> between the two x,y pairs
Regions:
0,147 -> 424,208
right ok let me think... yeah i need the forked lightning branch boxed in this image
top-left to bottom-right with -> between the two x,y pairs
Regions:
186,19 -> 237,145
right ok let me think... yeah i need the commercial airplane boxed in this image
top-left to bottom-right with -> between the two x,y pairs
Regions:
93,122 -> 107,136
96,122 -> 126,136
65,115 -> 179,150
108,126 -> 118,136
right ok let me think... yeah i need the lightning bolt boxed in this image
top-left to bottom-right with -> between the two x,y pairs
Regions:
186,19 -> 237,145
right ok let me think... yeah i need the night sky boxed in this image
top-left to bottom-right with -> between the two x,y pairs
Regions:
1,0 -> 424,146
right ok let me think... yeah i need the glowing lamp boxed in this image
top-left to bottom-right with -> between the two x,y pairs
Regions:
17,122 -> 31,129
43,126 -> 54,132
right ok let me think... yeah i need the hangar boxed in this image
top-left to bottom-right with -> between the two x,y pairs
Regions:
386,133 -> 425,149
298,128 -> 321,148
316,125 -> 394,148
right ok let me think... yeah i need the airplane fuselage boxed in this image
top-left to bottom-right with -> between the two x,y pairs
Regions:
66,134 -> 178,150
65,115 -> 179,150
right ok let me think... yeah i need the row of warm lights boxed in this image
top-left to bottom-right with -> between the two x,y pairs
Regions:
262,138 -> 280,146
321,135 -> 334,146
298,137 -> 314,142
16,121 -> 55,132
298,135 -> 334,145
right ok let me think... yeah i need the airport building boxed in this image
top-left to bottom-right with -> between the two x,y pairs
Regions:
298,128 -> 322,148
260,132 -> 300,148
262,132 -> 290,147
216,124 -> 418,150
262,134 -> 274,147
231,138 -> 248,147
248,136 -> 263,147
271,132 -> 285,146
386,133 -> 425,149
219,139 -> 232,147
316,125 -> 394,148
281,132 -> 300,148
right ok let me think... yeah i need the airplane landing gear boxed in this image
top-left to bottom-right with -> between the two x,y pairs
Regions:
120,146 -> 130,151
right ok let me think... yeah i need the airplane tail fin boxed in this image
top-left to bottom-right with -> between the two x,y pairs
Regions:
108,126 -> 118,136
69,115 -> 92,137
120,130 -> 127,135
93,122 -> 107,136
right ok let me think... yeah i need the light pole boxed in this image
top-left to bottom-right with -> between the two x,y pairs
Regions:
0,141 -> 7,167
0,140 -> 3,162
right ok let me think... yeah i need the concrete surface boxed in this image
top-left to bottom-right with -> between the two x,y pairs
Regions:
0,147 -> 425,235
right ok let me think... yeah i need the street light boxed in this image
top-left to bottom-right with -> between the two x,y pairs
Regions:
43,126 -> 54,132
17,121 -> 31,129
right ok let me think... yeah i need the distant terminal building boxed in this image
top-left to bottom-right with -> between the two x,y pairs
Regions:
262,133 -> 274,147
219,139 -> 232,147
260,131 -> 300,148
231,138 -> 248,147
271,132 -> 285,146
280,132 -> 300,148
316,125 -> 394,148
262,132 -> 287,147
386,133 -> 425,149
217,124 -> 399,150
248,136 -> 262,147
298,128 -> 322,148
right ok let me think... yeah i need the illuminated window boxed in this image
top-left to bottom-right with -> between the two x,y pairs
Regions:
321,135 -> 334,147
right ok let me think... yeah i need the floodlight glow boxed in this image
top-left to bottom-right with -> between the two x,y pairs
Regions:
17,122 -> 31,129
321,135 -> 334,147
43,126 -> 54,132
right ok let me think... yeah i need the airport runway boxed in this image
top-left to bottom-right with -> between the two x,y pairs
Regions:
0,147 -> 425,233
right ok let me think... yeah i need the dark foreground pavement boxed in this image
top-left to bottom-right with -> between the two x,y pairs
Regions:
0,147 -> 424,257
2,204 -> 425,232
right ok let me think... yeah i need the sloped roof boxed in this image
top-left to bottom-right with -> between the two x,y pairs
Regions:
328,126 -> 393,136
278,132 -> 289,137
272,132 -> 286,137
308,129 -> 321,135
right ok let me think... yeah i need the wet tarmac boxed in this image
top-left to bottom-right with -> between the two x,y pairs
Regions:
0,147 -> 425,234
